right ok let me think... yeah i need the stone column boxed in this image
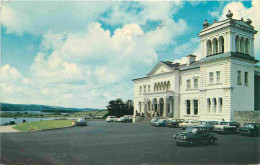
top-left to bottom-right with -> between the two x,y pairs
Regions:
174,94 -> 180,118
157,101 -> 160,116
143,101 -> 146,117
163,97 -> 167,117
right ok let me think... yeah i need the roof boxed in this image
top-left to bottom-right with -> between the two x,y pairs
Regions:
199,18 -> 257,37
199,52 -> 258,64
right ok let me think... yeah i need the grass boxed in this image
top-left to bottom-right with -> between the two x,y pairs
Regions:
13,119 -> 75,132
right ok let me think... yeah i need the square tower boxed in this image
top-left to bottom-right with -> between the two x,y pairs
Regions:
198,10 -> 258,121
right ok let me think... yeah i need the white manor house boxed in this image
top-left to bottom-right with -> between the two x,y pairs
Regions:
133,11 -> 260,121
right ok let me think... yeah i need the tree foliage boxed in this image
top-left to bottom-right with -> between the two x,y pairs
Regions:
106,99 -> 133,117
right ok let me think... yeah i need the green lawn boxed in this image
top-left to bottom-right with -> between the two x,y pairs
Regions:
13,119 -> 75,132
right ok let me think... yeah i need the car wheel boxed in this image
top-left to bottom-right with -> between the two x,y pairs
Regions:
176,142 -> 180,146
208,138 -> 215,144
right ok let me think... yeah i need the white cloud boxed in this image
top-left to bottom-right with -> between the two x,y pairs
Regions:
172,37 -> 201,64
0,64 -> 21,81
208,11 -> 220,18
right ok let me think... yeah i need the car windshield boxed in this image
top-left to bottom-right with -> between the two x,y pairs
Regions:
191,121 -> 198,123
186,128 -> 198,133
199,121 -> 206,125
209,121 -> 219,125
220,122 -> 228,125
158,119 -> 165,122
184,121 -> 190,123
243,124 -> 254,128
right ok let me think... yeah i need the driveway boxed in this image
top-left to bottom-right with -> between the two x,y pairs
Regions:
1,121 -> 259,164
0,125 -> 20,133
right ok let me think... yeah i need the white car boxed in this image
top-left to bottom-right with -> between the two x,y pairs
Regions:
106,116 -> 118,122
179,120 -> 199,129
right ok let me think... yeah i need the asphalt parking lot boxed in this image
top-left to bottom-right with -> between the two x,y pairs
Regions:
1,121 -> 260,164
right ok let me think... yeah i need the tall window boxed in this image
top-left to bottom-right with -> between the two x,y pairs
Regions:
186,100 -> 191,115
216,71 -> 221,83
245,72 -> 248,85
194,100 -> 198,115
209,72 -> 214,84
144,86 -> 146,93
213,98 -> 217,113
237,71 -> 242,85
207,98 -> 211,113
148,85 -> 150,92
154,84 -> 156,91
219,97 -> 223,113
140,86 -> 142,93
187,80 -> 191,90
194,78 -> 198,89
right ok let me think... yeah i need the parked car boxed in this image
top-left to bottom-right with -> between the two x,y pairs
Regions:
152,119 -> 168,127
117,117 -> 125,122
72,118 -> 87,126
238,123 -> 260,137
150,117 -> 165,125
214,121 -> 240,134
173,126 -> 217,146
106,116 -> 118,122
122,115 -> 133,123
179,120 -> 199,129
198,121 -> 219,132
166,118 -> 180,128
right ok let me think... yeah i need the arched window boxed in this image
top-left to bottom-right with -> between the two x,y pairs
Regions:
154,83 -> 156,91
207,40 -> 212,56
213,38 -> 218,54
157,83 -> 160,91
235,35 -> 240,52
207,98 -> 211,113
213,98 -> 217,113
240,37 -> 245,53
163,81 -> 166,90
218,97 -> 223,113
161,82 -> 163,91
245,38 -> 250,55
167,81 -> 170,90
219,36 -> 224,53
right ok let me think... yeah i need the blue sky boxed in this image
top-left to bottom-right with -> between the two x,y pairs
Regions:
1,0 -> 259,108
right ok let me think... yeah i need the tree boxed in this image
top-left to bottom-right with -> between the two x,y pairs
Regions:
106,99 -> 133,117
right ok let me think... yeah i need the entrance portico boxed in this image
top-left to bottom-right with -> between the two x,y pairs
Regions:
140,91 -> 176,118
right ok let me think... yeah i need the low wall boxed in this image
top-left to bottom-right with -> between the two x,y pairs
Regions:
234,111 -> 260,124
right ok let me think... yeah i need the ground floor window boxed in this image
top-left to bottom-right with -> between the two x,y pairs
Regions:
194,100 -> 198,115
186,100 -> 191,114
207,98 -> 211,113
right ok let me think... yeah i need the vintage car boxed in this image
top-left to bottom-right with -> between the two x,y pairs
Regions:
72,118 -> 87,126
179,120 -> 199,129
198,121 -> 219,132
117,115 -> 133,123
106,116 -> 118,122
237,123 -> 260,137
214,121 -> 240,134
150,117 -> 166,125
166,118 -> 185,128
152,119 -> 168,127
173,126 -> 217,146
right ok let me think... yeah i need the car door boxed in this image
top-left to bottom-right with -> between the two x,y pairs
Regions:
201,128 -> 210,141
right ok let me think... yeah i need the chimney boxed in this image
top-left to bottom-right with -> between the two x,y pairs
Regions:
187,54 -> 196,66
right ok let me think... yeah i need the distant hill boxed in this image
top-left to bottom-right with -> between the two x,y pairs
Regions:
0,103 -> 102,112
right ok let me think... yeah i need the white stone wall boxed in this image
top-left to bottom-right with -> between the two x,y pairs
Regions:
179,68 -> 200,120
230,60 -> 255,114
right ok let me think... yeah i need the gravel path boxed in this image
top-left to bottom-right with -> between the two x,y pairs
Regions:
0,125 -> 20,133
